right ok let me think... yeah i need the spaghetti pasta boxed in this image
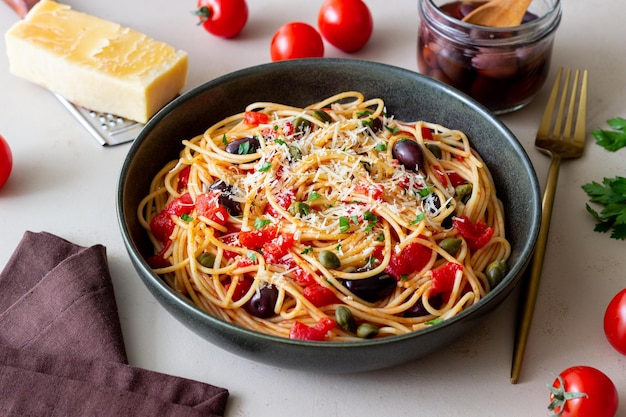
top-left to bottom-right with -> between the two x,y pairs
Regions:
138,91 -> 510,341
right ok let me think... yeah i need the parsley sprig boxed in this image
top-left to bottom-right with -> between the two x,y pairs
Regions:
582,176 -> 626,240
592,117 -> 626,151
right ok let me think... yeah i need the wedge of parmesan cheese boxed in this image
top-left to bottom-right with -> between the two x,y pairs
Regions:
5,0 -> 188,123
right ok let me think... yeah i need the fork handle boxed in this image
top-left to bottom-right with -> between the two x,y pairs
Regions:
511,153 -> 562,384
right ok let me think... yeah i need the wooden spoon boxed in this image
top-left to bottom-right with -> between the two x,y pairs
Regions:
461,0 -> 533,27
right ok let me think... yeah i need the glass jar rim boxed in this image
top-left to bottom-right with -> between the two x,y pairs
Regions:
419,0 -> 562,46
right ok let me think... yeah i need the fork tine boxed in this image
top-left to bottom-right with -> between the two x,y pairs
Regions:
562,69 -> 579,140
573,70 -> 589,146
537,67 -> 563,139
552,68 -> 571,140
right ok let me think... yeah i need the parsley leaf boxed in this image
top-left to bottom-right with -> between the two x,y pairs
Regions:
339,216 -> 351,232
308,192 -> 321,201
259,161 -> 272,172
582,176 -> 626,240
592,117 -> 626,151
254,218 -> 272,230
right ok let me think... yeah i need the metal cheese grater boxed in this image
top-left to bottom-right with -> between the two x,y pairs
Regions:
55,94 -> 143,146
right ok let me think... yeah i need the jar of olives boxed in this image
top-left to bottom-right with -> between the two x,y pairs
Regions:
417,0 -> 561,114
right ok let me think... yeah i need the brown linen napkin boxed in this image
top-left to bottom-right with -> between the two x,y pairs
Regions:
0,231 -> 229,417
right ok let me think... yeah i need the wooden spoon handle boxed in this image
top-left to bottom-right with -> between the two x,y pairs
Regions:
462,0 -> 533,27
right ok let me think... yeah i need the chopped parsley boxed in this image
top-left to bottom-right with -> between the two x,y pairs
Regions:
180,213 -> 193,222
301,247 -> 314,255
375,143 -> 387,152
363,211 -> 378,232
308,192 -> 322,201
410,212 -> 426,225
246,251 -> 258,263
339,216 -> 351,232
258,161 -> 272,172
254,218 -> 272,230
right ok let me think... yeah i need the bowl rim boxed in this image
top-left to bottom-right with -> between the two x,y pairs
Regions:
117,58 -> 541,349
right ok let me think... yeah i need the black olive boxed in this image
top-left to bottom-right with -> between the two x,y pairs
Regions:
341,273 -> 396,303
225,136 -> 260,155
392,139 -> 425,171
404,293 -> 443,317
209,180 -> 241,216
244,284 -> 278,318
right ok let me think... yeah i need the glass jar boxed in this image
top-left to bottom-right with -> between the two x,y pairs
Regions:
417,0 -> 561,114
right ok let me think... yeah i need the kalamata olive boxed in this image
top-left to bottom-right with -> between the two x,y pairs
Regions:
341,273 -> 396,303
486,260 -> 507,288
335,305 -> 357,332
366,117 -> 383,133
404,293 -> 443,317
318,250 -> 341,269
392,139 -> 425,171
210,180 -> 241,216
356,323 -> 379,339
225,136 -> 260,155
471,50 -> 519,79
244,284 -> 278,318
436,44 -> 473,87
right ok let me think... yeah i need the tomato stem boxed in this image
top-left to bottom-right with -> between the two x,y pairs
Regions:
193,6 -> 213,25
547,375 -> 589,417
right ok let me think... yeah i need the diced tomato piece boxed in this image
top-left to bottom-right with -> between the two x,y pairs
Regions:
265,190 -> 295,217
165,193 -> 194,216
421,126 -> 434,140
225,277 -> 253,301
283,121 -> 294,136
244,111 -> 269,126
354,182 -> 384,201
150,211 -> 176,244
276,256 -> 316,286
432,165 -> 448,187
146,241 -> 172,268
452,216 -> 494,250
177,166 -> 191,192
289,318 -> 336,341
263,233 -> 295,263
448,172 -> 466,187
239,225 -> 278,250
430,262 -> 463,294
385,241 -> 433,280
303,283 -> 340,307
196,192 -> 229,226
237,257 -> 257,267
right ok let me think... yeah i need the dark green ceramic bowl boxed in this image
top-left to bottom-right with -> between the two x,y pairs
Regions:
117,58 -> 540,373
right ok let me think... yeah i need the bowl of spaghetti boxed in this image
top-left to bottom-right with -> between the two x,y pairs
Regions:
117,58 -> 540,373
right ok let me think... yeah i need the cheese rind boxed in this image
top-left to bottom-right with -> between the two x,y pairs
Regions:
5,0 -> 188,123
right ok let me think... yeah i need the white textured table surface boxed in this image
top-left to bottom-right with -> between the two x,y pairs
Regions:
1,1 -> 625,416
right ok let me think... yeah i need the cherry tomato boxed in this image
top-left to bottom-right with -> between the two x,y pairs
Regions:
194,0 -> 248,39
604,288 -> 626,355
270,22 -> 324,62
548,366 -> 618,417
318,0 -> 373,53
0,134 -> 13,189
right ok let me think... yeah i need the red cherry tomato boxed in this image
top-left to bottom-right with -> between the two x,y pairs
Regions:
548,366 -> 618,417
0,134 -> 12,189
270,22 -> 324,62
318,0 -> 373,52
604,288 -> 626,355
194,0 -> 248,38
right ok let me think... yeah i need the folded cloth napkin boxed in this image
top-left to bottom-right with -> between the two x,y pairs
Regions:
0,231 -> 229,417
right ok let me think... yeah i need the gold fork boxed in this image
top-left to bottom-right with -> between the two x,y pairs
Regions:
510,68 -> 589,384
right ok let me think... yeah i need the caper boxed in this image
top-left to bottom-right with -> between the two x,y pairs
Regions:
356,323 -> 379,339
288,201 -> 310,217
196,252 -> 216,268
439,237 -> 462,255
455,183 -> 473,203
424,142 -> 442,159
318,250 -> 341,269
335,305 -> 357,332
312,109 -> 332,123
288,145 -> 302,161
293,117 -> 310,133
486,260 -> 507,288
